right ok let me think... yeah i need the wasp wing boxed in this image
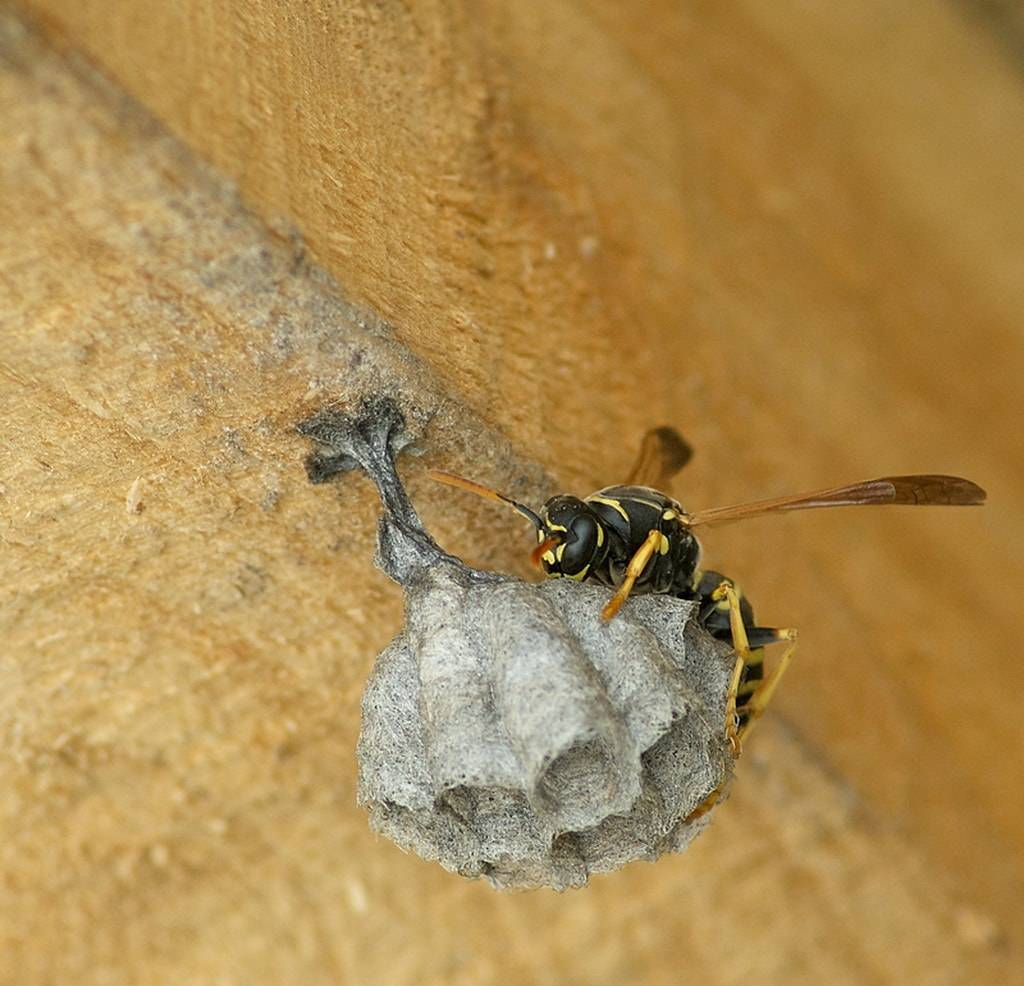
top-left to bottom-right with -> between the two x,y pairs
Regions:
686,475 -> 986,527
625,426 -> 694,490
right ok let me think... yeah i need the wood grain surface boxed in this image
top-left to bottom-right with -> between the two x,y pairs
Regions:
2,3 -> 1022,983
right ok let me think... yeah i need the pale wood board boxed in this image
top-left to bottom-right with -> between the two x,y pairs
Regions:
2,4 -> 1022,983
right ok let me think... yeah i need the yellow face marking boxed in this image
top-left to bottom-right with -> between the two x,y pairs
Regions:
566,564 -> 590,582
537,522 -> 565,569
587,495 -> 629,521
659,534 -> 670,555
662,509 -> 677,521
595,524 -> 604,547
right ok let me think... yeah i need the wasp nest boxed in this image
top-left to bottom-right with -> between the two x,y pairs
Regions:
300,398 -> 735,891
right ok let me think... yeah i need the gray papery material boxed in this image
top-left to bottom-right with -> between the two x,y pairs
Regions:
300,397 -> 735,890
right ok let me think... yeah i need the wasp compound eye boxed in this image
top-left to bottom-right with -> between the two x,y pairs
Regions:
559,513 -> 601,576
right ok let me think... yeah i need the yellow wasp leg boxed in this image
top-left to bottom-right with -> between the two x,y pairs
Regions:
685,581 -> 798,822
600,529 -> 663,621
711,580 -> 751,756
736,627 -> 798,744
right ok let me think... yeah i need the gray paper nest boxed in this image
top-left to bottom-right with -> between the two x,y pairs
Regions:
300,398 -> 735,890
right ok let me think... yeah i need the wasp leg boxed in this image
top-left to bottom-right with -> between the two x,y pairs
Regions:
710,580 -> 750,756
600,529 -> 663,620
684,581 -> 765,823
736,627 -> 798,744
685,786 -> 724,823
685,622 -> 798,823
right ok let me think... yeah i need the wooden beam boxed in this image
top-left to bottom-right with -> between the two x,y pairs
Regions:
3,4 -> 1022,982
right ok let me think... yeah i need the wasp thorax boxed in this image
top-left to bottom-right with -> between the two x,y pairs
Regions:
539,495 -> 608,579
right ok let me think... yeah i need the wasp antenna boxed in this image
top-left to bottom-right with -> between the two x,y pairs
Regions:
428,469 -> 544,529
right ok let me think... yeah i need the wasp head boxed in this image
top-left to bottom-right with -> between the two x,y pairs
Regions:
426,470 -> 611,582
533,495 -> 608,580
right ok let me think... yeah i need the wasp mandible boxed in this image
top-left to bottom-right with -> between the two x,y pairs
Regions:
430,430 -> 985,761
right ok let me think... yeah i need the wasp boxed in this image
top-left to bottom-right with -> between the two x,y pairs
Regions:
430,428 -> 986,809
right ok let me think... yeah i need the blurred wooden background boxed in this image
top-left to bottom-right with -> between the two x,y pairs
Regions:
2,1 -> 1022,983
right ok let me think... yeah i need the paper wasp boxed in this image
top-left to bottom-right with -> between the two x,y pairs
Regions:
430,429 -> 986,799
